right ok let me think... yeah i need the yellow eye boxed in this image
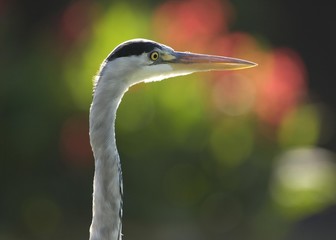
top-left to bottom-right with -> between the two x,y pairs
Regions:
149,51 -> 159,61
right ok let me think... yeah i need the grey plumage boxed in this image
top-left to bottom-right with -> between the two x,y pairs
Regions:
88,39 -> 256,240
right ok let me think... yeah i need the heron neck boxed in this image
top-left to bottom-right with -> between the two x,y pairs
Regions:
89,71 -> 129,240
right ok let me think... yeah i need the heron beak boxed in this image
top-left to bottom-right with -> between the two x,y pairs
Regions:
163,51 -> 257,72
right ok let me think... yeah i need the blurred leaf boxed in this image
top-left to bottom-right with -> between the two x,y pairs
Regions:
64,2 -> 151,110
278,105 -> 320,149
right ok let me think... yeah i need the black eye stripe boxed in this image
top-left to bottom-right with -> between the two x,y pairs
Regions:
107,41 -> 163,61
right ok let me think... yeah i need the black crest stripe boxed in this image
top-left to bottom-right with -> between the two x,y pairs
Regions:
107,41 -> 162,61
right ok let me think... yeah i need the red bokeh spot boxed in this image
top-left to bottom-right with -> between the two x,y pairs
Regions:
152,0 -> 308,129
60,115 -> 92,168
153,0 -> 233,50
0,0 -> 8,16
58,0 -> 98,47
210,32 -> 259,58
256,48 -> 307,126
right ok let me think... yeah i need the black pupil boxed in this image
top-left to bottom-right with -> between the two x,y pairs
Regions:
152,52 -> 158,59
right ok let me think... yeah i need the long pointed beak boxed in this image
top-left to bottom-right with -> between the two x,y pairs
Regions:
165,51 -> 257,72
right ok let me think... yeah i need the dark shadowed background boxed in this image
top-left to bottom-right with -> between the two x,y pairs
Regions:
1,0 -> 336,239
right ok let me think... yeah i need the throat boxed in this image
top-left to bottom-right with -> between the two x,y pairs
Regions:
89,73 -> 128,240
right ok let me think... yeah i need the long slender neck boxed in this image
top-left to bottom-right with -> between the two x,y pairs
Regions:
89,66 -> 129,240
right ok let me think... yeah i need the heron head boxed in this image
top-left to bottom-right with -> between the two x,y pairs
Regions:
102,39 -> 257,87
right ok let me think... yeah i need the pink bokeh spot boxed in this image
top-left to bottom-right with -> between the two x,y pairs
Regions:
256,48 -> 307,125
60,115 -> 92,168
153,0 -> 308,127
58,0 -> 98,47
153,0 -> 233,50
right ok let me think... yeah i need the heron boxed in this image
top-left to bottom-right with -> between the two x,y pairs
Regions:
89,38 -> 256,240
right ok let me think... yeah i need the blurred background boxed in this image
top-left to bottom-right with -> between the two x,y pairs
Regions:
1,0 -> 336,239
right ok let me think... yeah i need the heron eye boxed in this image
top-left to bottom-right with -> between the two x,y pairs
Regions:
149,51 -> 159,61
